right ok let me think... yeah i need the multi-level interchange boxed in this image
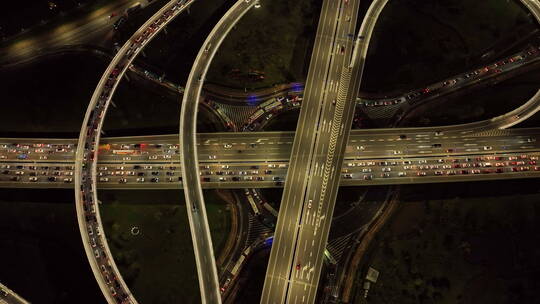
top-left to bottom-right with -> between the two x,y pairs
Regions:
1,0 -> 540,303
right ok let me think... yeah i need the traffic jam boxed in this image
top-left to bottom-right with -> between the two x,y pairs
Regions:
78,1 -> 191,303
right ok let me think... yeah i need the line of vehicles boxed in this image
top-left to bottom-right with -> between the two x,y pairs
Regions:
362,44 -> 540,107
3,153 -> 540,185
77,1 -> 193,303
342,154 -> 540,179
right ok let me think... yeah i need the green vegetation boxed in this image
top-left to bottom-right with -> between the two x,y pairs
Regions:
362,0 -> 537,93
99,189 -> 231,304
354,179 -> 540,304
207,0 -> 319,89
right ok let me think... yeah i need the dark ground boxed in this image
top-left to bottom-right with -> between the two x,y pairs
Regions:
354,178 -> 540,304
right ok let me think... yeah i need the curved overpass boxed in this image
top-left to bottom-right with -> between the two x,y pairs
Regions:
179,0 -> 260,302
74,1 -> 195,303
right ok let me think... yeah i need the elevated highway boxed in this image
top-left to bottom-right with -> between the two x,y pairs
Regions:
74,1 -> 195,303
0,283 -> 29,304
261,0 -> 361,300
178,0 -> 260,302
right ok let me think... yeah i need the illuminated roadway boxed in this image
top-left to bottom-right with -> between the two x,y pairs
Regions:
259,0 -> 356,301
266,0 -> 388,302
263,0 -> 540,302
0,282 -> 29,304
74,1 -> 195,303
0,0 -> 539,302
178,0 -> 260,302
2,128 -> 540,188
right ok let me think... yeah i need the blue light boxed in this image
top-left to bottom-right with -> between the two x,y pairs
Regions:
291,83 -> 303,93
247,94 -> 258,106
265,236 -> 274,245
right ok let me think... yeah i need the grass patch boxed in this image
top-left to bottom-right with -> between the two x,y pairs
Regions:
355,179 -> 540,304
0,189 -> 103,304
207,0 -> 319,89
362,0 -> 536,93
0,51 -> 223,137
99,189 -> 231,304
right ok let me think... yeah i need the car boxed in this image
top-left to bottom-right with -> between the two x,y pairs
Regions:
224,143 -> 232,148
417,171 -> 427,176
381,173 -> 391,178
332,99 -> 336,105
29,177 -> 38,182
307,199 -> 312,209
296,263 -> 301,270
382,167 -> 391,172
363,174 -> 373,180
119,178 -> 127,183
362,168 -> 372,173
483,146 -> 492,151
393,150 -> 402,155
343,173 -> 352,179
151,177 -> 159,183
340,45 -> 345,54
64,178 -> 73,183
398,172 -> 407,177
209,155 -> 217,159
99,177 -> 109,182
137,177 -> 145,183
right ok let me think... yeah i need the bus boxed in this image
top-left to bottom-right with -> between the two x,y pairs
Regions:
246,194 -> 260,215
